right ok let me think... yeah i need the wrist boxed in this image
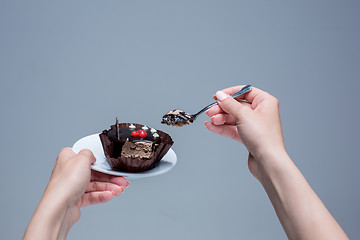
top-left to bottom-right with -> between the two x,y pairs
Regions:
252,148 -> 292,184
41,192 -> 70,228
24,181 -> 73,240
45,177 -> 73,206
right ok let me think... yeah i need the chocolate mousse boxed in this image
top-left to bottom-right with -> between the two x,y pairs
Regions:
121,139 -> 155,159
161,109 -> 193,127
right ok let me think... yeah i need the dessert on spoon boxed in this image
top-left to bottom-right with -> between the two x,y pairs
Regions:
161,85 -> 252,127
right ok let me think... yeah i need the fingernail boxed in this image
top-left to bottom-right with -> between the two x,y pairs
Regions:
210,116 -> 215,123
120,187 -> 124,193
111,191 -> 116,196
215,91 -> 229,102
206,110 -> 210,117
213,95 -> 217,100
125,181 -> 130,188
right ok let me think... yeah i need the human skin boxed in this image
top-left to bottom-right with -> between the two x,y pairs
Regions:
23,148 -> 129,240
205,86 -> 349,240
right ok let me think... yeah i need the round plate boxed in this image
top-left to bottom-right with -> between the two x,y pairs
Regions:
72,134 -> 177,179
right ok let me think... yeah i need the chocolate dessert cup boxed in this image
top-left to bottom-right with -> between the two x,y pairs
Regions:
99,122 -> 173,173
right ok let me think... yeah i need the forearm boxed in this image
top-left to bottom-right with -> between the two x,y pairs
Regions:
23,182 -> 72,240
257,151 -> 348,240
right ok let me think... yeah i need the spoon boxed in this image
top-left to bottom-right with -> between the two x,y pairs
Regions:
161,85 -> 252,127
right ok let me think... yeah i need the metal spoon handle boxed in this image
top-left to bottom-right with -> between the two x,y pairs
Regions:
193,102 -> 218,117
193,85 -> 252,119
231,85 -> 252,98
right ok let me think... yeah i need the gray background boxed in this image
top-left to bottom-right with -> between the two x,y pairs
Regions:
0,0 -> 359,239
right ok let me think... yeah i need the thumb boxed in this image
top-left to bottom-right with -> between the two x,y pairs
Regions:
215,91 -> 245,121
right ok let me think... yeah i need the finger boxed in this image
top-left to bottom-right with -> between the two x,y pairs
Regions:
91,170 -> 130,188
213,85 -> 246,99
86,181 -> 124,196
56,147 -> 76,163
206,105 -> 224,117
216,85 -> 268,104
80,191 -> 114,208
207,101 -> 251,117
210,113 -> 236,126
215,91 -> 248,122
77,149 -> 96,165
204,121 -> 242,143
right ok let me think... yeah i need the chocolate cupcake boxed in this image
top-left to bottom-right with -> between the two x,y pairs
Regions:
99,119 -> 174,173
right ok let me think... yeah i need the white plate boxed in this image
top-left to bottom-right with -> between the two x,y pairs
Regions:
72,133 -> 177,179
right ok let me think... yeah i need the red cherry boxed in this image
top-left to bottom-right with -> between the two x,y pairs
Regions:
138,129 -> 147,138
131,130 -> 139,137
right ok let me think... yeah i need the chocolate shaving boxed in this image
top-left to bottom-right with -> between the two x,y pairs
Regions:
116,117 -> 120,140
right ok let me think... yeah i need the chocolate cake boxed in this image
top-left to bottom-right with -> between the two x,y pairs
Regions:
99,119 -> 173,172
